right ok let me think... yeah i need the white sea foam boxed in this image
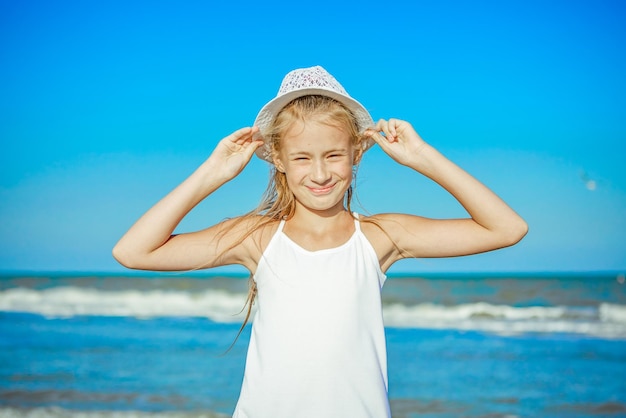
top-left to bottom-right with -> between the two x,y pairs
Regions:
0,287 -> 251,323
600,303 -> 626,323
0,407 -> 228,418
1,287 -> 625,338
383,302 -> 626,339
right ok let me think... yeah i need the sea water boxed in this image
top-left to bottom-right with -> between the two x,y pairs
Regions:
1,273 -> 625,417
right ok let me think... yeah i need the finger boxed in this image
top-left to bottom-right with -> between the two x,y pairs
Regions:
241,139 -> 265,160
375,119 -> 388,134
364,128 -> 390,147
388,118 -> 398,138
372,119 -> 387,139
228,127 -> 256,144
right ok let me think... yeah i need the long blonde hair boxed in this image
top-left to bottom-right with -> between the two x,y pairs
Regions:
224,95 -> 370,346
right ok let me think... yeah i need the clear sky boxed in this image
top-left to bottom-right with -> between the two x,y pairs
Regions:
1,0 -> 624,274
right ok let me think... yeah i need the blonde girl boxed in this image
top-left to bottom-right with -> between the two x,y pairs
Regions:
113,66 -> 527,418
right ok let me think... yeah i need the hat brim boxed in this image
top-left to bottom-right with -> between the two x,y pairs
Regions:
253,87 -> 375,162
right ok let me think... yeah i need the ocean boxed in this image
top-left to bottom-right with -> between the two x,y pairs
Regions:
1,272 -> 625,417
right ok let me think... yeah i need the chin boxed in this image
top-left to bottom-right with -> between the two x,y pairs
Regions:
308,196 -> 347,212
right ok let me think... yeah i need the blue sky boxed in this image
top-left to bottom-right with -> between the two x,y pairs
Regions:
0,0 -> 624,274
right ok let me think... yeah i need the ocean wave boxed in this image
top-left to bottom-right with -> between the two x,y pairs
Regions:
1,286 -> 625,338
0,407 -> 228,418
600,303 -> 626,322
0,287 -> 250,323
383,302 -> 626,339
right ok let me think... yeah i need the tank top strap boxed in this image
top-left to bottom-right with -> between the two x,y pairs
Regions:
353,212 -> 362,232
277,218 -> 286,233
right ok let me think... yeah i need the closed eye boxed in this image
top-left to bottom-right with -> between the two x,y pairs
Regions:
328,153 -> 347,159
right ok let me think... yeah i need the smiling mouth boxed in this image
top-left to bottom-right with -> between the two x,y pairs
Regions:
307,183 -> 336,195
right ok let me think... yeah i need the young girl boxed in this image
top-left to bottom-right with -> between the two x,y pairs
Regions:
113,66 -> 527,418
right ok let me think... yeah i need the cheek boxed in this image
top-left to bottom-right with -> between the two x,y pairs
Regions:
337,161 -> 354,179
283,165 -> 308,183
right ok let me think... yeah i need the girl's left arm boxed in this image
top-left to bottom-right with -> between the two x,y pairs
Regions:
364,119 -> 528,268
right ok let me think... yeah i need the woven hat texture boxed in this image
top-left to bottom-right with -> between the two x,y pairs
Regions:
253,66 -> 375,162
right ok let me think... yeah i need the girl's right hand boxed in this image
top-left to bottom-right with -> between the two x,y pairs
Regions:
113,126 -> 265,272
208,126 -> 265,181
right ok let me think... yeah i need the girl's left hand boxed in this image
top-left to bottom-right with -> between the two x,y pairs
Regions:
365,119 -> 427,167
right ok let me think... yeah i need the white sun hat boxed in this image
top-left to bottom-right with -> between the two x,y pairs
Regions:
253,65 -> 375,162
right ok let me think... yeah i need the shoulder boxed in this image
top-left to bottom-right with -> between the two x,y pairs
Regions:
247,216 -> 282,251
358,214 -> 399,271
359,213 -> 428,271
359,213 -> 424,234
359,213 -> 406,243
223,214 -> 281,248
210,215 -> 281,271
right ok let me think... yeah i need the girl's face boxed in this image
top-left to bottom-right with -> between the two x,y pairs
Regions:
274,119 -> 355,215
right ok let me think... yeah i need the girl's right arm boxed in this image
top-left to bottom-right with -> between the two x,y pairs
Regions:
112,127 -> 264,272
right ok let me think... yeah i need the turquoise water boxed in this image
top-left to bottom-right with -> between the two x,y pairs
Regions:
1,273 -> 625,417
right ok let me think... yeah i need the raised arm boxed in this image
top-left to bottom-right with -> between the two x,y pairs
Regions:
363,119 -> 528,271
112,127 -> 264,272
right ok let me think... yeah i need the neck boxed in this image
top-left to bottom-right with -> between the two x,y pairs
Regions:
290,202 -> 351,230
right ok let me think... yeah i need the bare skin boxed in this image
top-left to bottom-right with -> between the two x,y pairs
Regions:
113,119 -> 528,274
273,120 -> 358,252
362,118 -> 528,271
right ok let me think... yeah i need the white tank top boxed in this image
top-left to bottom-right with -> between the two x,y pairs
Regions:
232,215 -> 390,418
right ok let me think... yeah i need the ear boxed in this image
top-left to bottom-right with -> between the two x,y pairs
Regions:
273,155 -> 286,173
352,145 -> 364,166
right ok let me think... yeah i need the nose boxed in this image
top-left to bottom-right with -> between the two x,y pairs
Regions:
310,159 -> 331,184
